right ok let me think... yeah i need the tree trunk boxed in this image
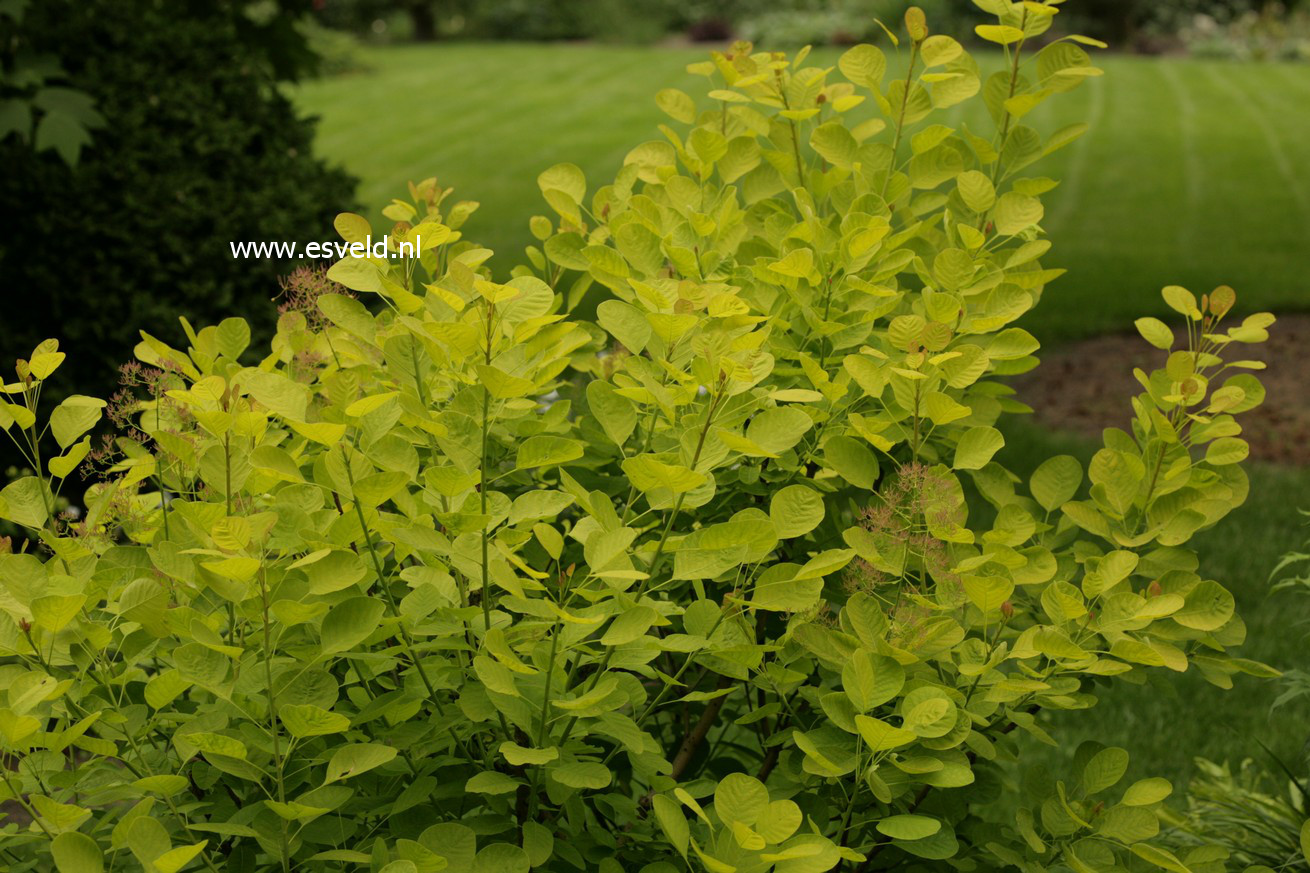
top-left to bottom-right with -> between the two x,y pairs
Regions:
408,1 -> 437,42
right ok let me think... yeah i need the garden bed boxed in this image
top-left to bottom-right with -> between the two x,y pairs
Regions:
1015,314 -> 1310,466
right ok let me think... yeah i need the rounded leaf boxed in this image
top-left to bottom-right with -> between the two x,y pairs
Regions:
1082,747 -> 1129,794
713,773 -> 768,827
51,832 -> 104,873
877,814 -> 941,841
334,212 -> 371,244
841,650 -> 904,712
473,844 -> 530,873
1122,777 -> 1173,806
770,485 -> 824,539
1174,580 -> 1234,631
320,597 -> 386,654
325,743 -> 397,784
656,88 -> 696,123
1162,285 -> 1200,319
953,426 -> 1005,471
537,163 -> 586,204
920,35 -> 962,67
956,170 -> 995,213
901,687 -> 957,738
1030,455 -> 1082,512
824,436 -> 879,489
280,704 -> 350,738
839,44 -> 886,89
975,24 -> 1025,44
1134,317 -> 1174,350
993,192 -> 1044,235
551,761 -> 612,789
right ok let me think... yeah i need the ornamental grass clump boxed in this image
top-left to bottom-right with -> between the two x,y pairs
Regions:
0,2 -> 1279,871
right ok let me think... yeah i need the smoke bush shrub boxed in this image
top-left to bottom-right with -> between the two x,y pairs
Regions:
0,2 -> 1279,871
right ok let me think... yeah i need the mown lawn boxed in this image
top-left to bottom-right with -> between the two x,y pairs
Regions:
294,44 -> 1310,790
293,43 -> 1310,345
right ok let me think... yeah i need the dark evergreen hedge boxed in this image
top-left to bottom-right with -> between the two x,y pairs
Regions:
0,0 -> 356,400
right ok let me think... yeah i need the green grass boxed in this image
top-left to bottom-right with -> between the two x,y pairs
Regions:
293,43 -> 1310,345
293,43 -> 1310,790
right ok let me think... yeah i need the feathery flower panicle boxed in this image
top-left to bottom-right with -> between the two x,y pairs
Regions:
85,434 -> 123,472
291,349 -> 329,382
599,345 -> 632,380
889,594 -> 938,651
278,265 -> 351,331
843,557 -> 892,594
109,359 -> 185,443
813,600 -> 840,630
846,462 -> 963,600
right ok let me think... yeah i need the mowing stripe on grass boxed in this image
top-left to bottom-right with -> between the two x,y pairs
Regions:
1237,66 -> 1310,170
1269,61 -> 1310,96
1158,63 -> 1204,250
1045,73 -> 1104,232
1201,64 -> 1310,221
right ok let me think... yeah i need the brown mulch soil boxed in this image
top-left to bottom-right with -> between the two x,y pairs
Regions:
1012,314 -> 1310,466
